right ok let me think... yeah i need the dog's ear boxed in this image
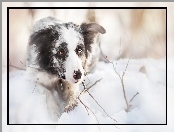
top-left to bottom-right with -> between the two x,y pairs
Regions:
31,16 -> 59,35
28,26 -> 60,72
80,22 -> 106,34
29,17 -> 60,46
80,22 -> 106,59
29,25 -> 58,46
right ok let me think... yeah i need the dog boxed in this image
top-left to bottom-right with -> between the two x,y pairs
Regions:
26,16 -> 106,113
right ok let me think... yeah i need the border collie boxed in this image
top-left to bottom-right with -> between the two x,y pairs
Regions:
26,17 -> 106,113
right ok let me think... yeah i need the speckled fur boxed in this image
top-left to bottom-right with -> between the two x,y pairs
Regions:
26,16 -> 106,114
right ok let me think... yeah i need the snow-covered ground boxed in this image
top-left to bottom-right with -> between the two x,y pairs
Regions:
2,2 -> 174,132
3,57 -> 173,131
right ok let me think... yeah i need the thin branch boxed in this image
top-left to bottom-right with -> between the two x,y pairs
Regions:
104,56 -> 121,79
2,60 -> 24,71
121,59 -> 129,110
86,78 -> 102,90
7,60 -> 26,71
81,81 -> 117,123
120,78 -> 129,110
86,75 -> 91,87
104,56 -> 129,110
129,92 -> 139,103
82,81 -> 87,90
77,97 -> 99,124
86,90 -> 117,123
121,56 -> 132,111
104,55 -> 134,112
122,56 -> 131,77
77,88 -> 88,99
94,41 -> 139,114
79,78 -> 102,97
78,97 -> 101,131
9,64 -> 26,71
78,98 -> 89,115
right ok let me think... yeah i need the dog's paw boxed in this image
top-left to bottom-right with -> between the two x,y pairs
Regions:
64,99 -> 78,113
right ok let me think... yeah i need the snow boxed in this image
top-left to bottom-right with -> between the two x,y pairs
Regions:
2,57 -> 172,132
2,1 -> 174,132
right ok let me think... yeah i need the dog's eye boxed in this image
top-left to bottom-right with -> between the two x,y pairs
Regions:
58,49 -> 65,56
76,46 -> 83,56
77,48 -> 83,54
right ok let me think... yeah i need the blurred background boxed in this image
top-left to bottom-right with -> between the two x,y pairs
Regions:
2,2 -> 171,73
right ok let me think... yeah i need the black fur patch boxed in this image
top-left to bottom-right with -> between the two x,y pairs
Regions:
29,26 -> 67,78
80,22 -> 106,58
75,44 -> 85,57
80,25 -> 94,58
64,22 -> 79,31
56,42 -> 69,61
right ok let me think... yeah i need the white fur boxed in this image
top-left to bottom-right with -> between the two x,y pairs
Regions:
54,26 -> 85,84
62,27 -> 84,84
65,51 -> 84,84
26,17 -> 103,114
55,26 -> 83,48
61,27 -> 82,49
25,68 -> 58,90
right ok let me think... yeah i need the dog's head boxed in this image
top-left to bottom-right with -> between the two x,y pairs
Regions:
27,17 -> 105,84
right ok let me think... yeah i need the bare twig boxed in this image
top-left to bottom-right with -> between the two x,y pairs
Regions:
120,77 -> 129,110
9,60 -> 26,71
84,75 -> 91,87
6,60 -> 26,71
77,97 -> 99,124
104,55 -> 138,112
122,57 -> 130,77
78,96 -> 101,132
129,92 -> 139,103
99,36 -> 137,112
81,81 -> 117,123
86,90 -> 117,122
77,88 -> 88,100
78,97 -> 101,131
82,81 -> 87,90
121,56 -> 131,111
104,56 -> 129,111
78,97 -> 89,115
104,56 -> 120,78
77,78 -> 102,99
86,78 -> 102,90
2,60 -> 24,71
78,79 -> 118,124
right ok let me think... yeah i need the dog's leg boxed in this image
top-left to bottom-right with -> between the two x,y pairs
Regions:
64,90 -> 78,113
56,79 -> 78,113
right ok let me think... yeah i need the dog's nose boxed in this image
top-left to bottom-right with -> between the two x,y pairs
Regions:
73,69 -> 82,80
61,75 -> 66,79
